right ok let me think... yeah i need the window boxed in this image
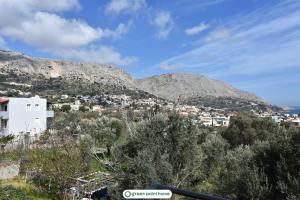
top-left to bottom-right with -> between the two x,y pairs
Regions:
0,105 -> 7,111
1,119 -> 8,128
26,104 -> 31,111
35,104 -> 40,111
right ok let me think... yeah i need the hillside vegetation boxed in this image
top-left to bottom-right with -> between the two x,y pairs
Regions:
2,111 -> 298,200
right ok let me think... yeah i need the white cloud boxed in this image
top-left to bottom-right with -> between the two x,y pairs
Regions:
57,46 -> 138,66
159,1 -> 300,76
0,0 -> 80,12
103,23 -> 131,39
1,12 -> 102,50
0,0 -> 136,66
160,63 -> 185,70
185,23 -> 210,35
105,0 -> 146,15
0,0 -> 80,27
1,12 -> 131,50
0,0 -> 128,50
151,10 -> 174,39
175,0 -> 228,9
204,29 -> 231,42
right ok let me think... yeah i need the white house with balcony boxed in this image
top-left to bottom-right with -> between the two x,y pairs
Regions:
0,96 -> 54,136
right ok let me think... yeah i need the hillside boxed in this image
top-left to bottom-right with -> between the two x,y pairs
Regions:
0,50 -> 275,111
0,50 -> 155,99
136,73 -> 262,102
0,50 -> 134,87
182,96 -> 282,113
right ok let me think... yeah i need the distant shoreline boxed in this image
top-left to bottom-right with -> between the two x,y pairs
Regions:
287,106 -> 300,114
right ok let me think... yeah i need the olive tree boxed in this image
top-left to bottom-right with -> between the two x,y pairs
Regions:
112,113 -> 202,196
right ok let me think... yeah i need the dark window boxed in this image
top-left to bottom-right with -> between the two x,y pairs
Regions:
1,119 -> 8,128
0,105 -> 7,111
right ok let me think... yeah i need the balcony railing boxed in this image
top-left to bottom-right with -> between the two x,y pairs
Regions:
147,184 -> 230,200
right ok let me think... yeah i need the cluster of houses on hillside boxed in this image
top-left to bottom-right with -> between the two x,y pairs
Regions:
1,95 -> 299,137
49,94 -> 233,128
272,114 -> 300,126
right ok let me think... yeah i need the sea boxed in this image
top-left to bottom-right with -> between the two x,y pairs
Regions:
288,106 -> 300,115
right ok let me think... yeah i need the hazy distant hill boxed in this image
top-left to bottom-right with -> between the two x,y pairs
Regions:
136,73 -> 262,102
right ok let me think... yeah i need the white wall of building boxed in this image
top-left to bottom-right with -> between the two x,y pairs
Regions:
2,97 -> 50,136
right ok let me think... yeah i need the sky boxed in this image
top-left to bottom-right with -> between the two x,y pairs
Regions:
0,0 -> 299,106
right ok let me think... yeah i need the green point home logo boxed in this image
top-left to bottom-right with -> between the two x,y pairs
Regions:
123,190 -> 172,199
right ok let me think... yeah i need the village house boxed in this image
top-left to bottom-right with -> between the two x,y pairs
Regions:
0,96 -> 54,136
199,116 -> 213,127
214,116 -> 230,127
290,118 -> 300,127
199,115 -> 230,127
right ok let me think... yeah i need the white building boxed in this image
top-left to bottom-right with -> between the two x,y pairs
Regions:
272,116 -> 284,124
214,116 -> 230,127
199,116 -> 230,127
0,97 -> 54,136
291,119 -> 300,127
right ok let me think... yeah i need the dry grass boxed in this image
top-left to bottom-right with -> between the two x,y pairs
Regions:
0,177 -> 52,200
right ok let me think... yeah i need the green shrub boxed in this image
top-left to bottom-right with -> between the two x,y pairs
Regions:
0,186 -> 31,200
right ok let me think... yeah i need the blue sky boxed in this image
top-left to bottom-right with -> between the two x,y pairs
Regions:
0,0 -> 299,106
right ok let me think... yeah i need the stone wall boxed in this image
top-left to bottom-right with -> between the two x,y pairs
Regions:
0,161 -> 20,180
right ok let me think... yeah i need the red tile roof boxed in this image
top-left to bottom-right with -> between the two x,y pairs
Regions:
0,98 -> 9,104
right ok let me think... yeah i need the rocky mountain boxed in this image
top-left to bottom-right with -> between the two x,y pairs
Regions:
0,50 -> 156,99
136,74 -> 262,102
1,50 -> 263,105
0,50 -> 134,87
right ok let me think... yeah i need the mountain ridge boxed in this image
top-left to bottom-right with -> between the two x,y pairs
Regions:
0,50 -> 262,103
0,50 -> 134,85
136,73 -> 263,102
